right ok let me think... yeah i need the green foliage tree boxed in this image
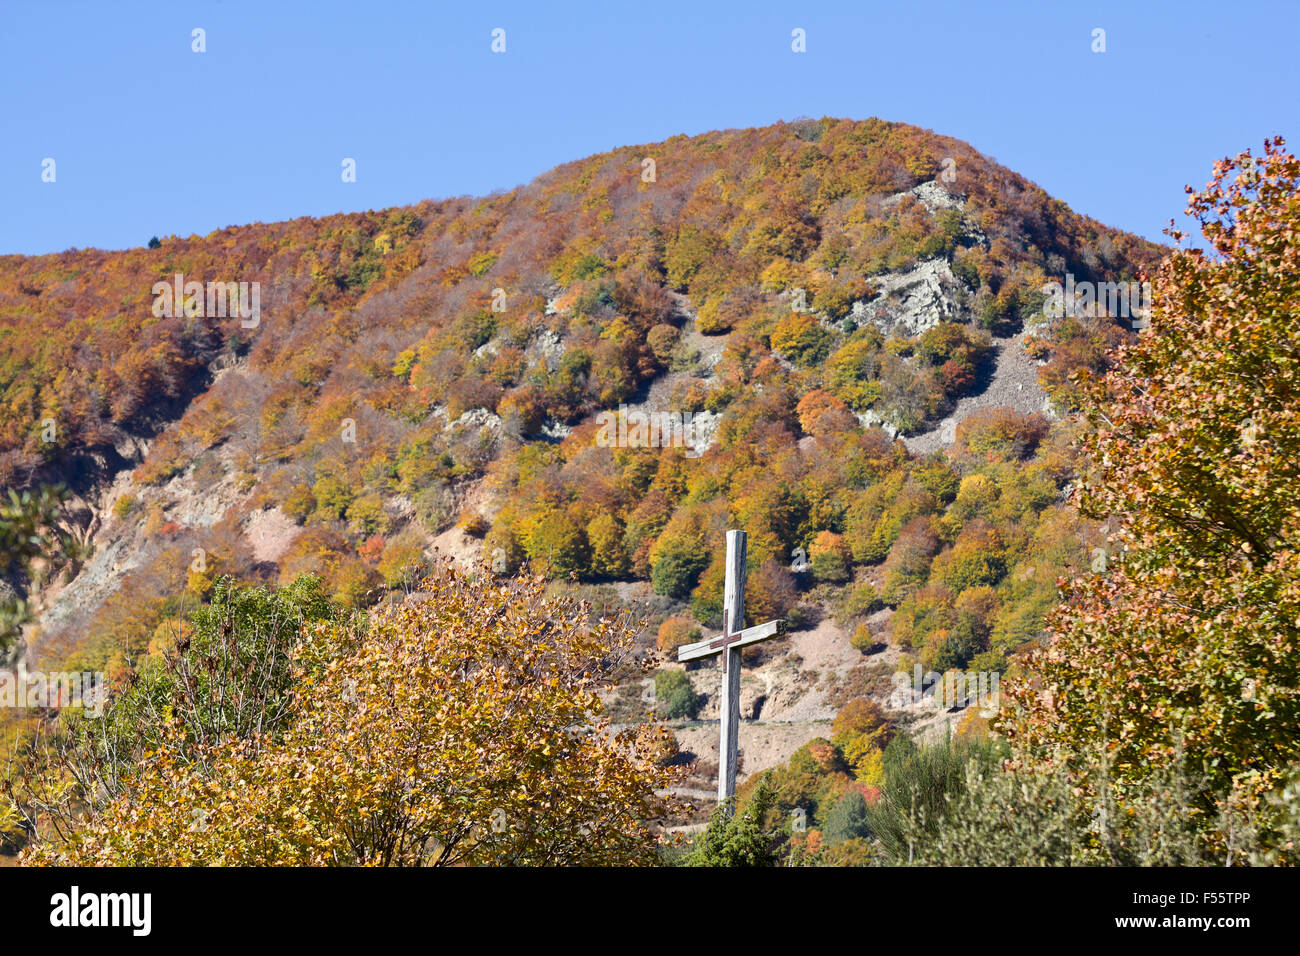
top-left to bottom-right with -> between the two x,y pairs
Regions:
11,576 -> 346,817
650,536 -> 708,600
823,789 -> 872,844
914,747 -> 1300,866
653,668 -> 700,720
685,775 -> 781,867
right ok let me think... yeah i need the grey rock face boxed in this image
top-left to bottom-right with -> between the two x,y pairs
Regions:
883,180 -> 966,216
853,258 -> 971,337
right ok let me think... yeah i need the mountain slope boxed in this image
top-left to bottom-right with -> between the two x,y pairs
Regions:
0,119 -> 1165,780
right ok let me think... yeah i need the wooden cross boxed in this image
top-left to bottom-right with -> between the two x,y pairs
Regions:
676,530 -> 783,808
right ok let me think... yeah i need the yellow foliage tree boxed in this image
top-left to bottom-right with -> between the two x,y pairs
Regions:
22,563 -> 682,866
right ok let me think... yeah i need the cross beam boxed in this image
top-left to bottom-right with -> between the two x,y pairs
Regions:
675,530 -> 782,807
676,620 -> 781,666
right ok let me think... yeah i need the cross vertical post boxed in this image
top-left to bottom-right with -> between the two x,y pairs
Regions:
718,529 -> 746,806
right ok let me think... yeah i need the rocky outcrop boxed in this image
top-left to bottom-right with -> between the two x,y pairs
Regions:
853,257 -> 972,337
883,180 -> 966,216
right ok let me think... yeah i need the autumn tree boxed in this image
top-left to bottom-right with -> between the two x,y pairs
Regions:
657,615 -> 701,654
955,407 -> 1049,461
586,512 -> 629,578
809,529 -> 851,583
1001,140 -> 1300,846
19,562 -> 681,865
770,312 -> 832,366
832,697 -> 893,780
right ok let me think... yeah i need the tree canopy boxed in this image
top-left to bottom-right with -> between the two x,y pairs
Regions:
15,565 -> 682,865
1001,138 -> 1300,853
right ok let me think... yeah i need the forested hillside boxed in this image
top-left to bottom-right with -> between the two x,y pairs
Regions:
0,118 -> 1206,867
0,117 -> 1162,685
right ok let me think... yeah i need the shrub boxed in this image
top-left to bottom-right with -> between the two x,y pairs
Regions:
850,621 -> 881,652
807,740 -> 846,774
358,534 -> 386,564
558,250 -> 609,284
813,277 -> 872,321
377,534 -> 427,587
459,511 -> 490,537
744,560 -> 798,626
809,530 -> 851,583
657,616 -> 702,655
653,668 -> 700,720
913,749 -> 1300,866
770,313 -> 833,366
841,580 -> 883,619
865,734 -> 1007,864
694,296 -> 733,335
646,324 -> 680,363
650,732 -> 680,768
483,523 -> 524,575
955,407 -> 1049,460
413,482 -> 457,534
684,775 -> 781,867
938,358 -> 975,395
330,556 -> 383,608
823,790 -> 873,844
968,650 -> 1006,674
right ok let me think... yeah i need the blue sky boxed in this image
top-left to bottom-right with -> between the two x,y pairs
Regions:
1,0 -> 1296,255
